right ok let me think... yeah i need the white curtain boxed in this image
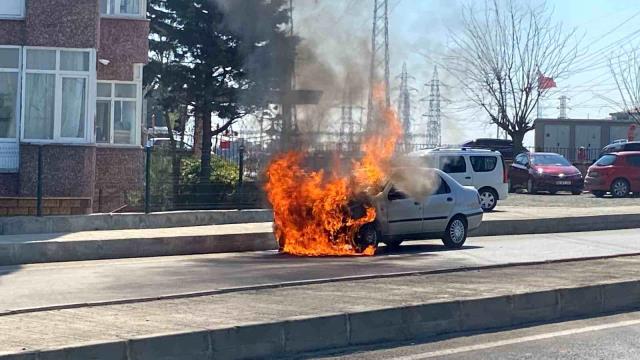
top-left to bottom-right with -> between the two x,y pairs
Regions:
60,52 -> 88,72
61,78 -> 86,138
114,101 -> 136,144
96,100 -> 111,143
24,74 -> 55,140
0,72 -> 18,139
121,0 -> 139,15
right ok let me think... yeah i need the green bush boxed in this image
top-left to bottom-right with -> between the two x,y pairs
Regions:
180,156 -> 239,186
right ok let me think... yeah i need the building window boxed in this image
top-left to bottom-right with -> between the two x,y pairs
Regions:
0,0 -> 24,18
97,82 -> 141,145
0,47 -> 20,140
100,0 -> 145,17
22,48 -> 94,143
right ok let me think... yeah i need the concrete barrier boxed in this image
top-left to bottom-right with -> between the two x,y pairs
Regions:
0,209 -> 273,236
4,280 -> 639,360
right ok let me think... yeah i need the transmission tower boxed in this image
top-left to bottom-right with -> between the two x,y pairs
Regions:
426,66 -> 442,148
339,88 -> 356,151
397,62 -> 414,150
366,0 -> 390,133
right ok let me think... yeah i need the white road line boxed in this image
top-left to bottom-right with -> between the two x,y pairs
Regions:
392,318 -> 640,360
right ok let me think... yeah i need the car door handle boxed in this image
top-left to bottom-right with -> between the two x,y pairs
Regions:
465,176 -> 471,179
414,202 -> 420,205
447,197 -> 453,202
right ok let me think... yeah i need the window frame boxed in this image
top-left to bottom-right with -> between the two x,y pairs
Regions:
439,155 -> 467,174
96,80 -> 142,147
0,45 -> 21,143
20,47 -> 96,144
100,0 -> 147,19
470,155 -> 498,173
0,0 -> 25,19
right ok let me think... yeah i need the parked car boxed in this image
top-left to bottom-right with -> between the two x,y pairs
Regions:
599,141 -> 640,158
461,138 -> 516,160
408,148 -> 508,211
356,168 -> 483,251
585,151 -> 640,198
510,152 -> 584,195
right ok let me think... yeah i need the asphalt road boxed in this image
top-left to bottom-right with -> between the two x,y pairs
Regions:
314,311 -> 640,360
2,228 -> 640,312
499,192 -> 639,208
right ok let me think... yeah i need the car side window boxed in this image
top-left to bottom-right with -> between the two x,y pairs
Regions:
626,144 -> 640,151
388,186 -> 408,200
440,156 -> 467,173
435,177 -> 451,195
470,156 -> 497,172
515,154 -> 526,166
628,155 -> 640,167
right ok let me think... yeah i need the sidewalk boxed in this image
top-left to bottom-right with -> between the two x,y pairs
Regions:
1,255 -> 639,359
1,206 -> 639,265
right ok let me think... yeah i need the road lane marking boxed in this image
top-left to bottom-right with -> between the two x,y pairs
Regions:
392,318 -> 640,359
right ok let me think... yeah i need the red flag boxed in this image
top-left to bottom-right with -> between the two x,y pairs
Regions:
220,140 -> 231,149
538,72 -> 557,90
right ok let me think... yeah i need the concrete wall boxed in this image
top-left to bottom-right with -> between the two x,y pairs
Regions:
94,147 -> 144,212
25,0 -> 99,48
19,144 -> 96,199
98,18 -> 149,81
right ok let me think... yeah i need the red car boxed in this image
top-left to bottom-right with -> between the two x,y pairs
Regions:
510,152 -> 583,195
585,151 -> 640,198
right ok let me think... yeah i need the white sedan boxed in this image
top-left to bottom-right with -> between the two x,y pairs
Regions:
356,168 -> 483,250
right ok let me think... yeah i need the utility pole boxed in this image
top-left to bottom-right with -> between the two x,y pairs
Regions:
366,0 -> 390,133
426,66 -> 442,148
397,62 -> 414,151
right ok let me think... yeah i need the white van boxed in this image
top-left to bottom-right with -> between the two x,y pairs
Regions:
408,148 -> 509,211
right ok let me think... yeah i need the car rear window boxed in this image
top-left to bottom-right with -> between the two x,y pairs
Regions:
440,156 -> 467,173
595,154 -> 616,166
470,156 -> 498,172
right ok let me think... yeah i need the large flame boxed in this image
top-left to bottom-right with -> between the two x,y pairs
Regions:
265,87 -> 403,256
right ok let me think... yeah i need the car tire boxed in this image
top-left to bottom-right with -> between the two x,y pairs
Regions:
527,178 -> 537,195
355,223 -> 379,253
478,188 -> 498,212
442,215 -> 467,249
592,190 -> 606,198
611,178 -> 630,198
571,190 -> 582,195
384,239 -> 403,250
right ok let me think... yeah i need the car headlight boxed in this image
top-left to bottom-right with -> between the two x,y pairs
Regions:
536,168 -> 544,174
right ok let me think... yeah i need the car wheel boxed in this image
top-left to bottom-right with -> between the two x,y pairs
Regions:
571,190 -> 582,195
442,215 -> 467,249
355,223 -> 379,253
611,179 -> 630,198
527,178 -> 537,195
384,239 -> 403,250
479,188 -> 498,212
592,190 -> 606,198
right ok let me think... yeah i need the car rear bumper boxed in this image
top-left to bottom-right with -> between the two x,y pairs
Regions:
466,211 -> 484,230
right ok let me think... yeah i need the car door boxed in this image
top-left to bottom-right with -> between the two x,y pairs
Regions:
627,155 -> 640,192
440,155 -> 472,186
510,153 -> 528,187
470,155 -> 499,189
385,186 -> 423,235
422,176 -> 455,233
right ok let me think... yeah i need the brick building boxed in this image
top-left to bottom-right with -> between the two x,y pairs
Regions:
0,0 -> 148,215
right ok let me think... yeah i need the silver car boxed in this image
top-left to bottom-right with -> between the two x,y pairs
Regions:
356,168 -> 484,250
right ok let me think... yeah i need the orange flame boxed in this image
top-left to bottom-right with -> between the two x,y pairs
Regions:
265,86 -> 402,256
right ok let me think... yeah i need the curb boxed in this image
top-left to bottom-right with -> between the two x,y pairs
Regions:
3,280 -> 640,360
2,213 -> 640,266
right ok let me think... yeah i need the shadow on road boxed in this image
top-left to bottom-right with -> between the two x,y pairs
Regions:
377,244 -> 482,256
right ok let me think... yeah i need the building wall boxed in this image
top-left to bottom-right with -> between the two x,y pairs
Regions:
0,20 -> 25,44
94,147 -> 144,212
0,173 -> 18,196
19,144 -> 96,199
25,0 -> 99,48
98,18 -> 149,81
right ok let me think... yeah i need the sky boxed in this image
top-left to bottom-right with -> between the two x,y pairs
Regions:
292,0 -> 640,146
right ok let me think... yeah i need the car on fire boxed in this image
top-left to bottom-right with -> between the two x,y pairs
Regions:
585,151 -> 640,198
509,152 -> 584,195
355,168 -> 484,251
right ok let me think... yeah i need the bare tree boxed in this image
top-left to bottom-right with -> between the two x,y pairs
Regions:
446,0 -> 580,151
610,48 -> 640,124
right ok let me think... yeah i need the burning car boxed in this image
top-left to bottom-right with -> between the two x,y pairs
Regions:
351,168 -> 484,251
